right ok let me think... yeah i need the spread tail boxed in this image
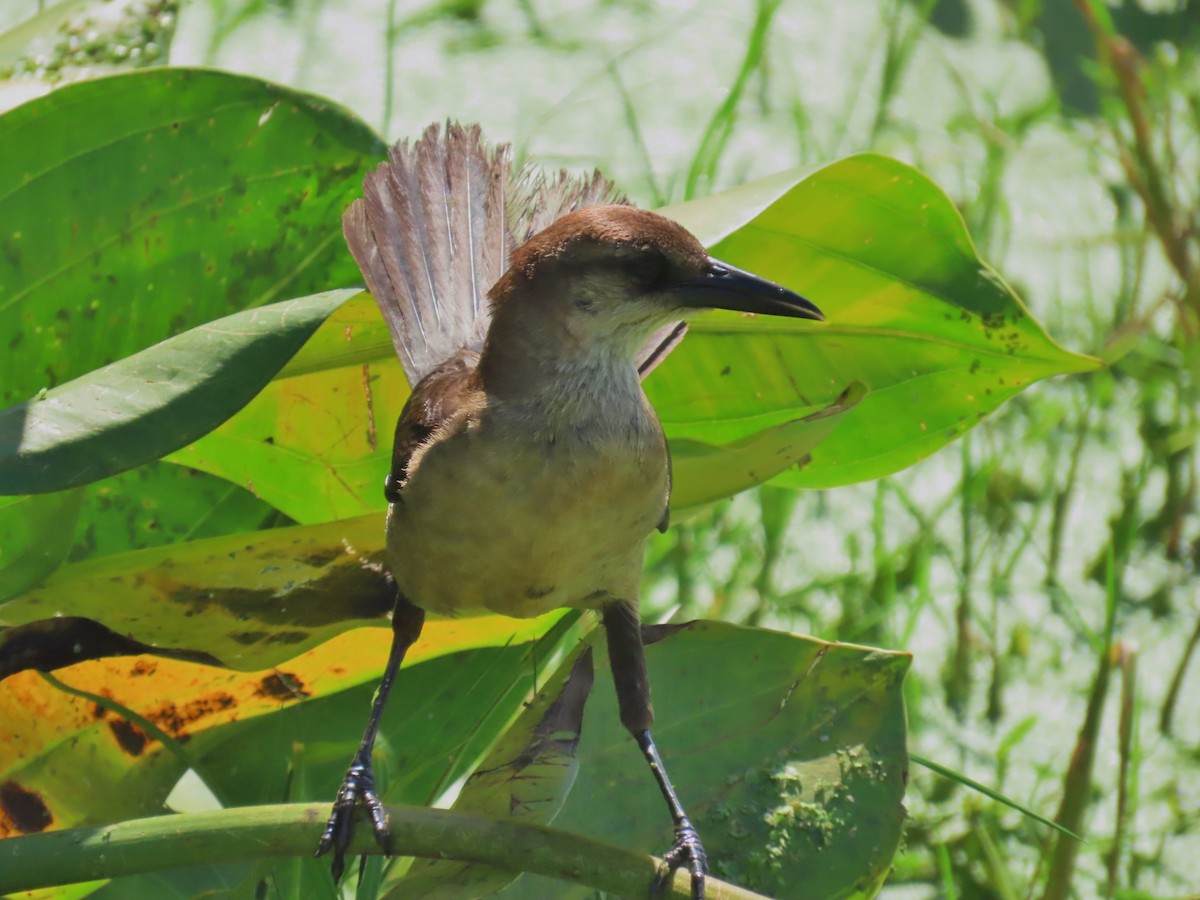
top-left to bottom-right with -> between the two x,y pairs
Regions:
343,122 -> 682,385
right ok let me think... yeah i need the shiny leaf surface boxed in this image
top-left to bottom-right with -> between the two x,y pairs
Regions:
0,290 -> 356,494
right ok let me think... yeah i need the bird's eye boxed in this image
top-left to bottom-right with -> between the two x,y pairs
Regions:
628,253 -> 666,288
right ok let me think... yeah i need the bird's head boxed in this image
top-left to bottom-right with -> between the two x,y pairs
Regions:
489,205 -> 823,351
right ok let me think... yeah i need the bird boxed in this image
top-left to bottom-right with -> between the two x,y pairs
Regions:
315,122 -> 823,899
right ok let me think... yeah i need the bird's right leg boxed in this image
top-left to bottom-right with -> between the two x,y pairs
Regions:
315,594 -> 425,882
603,601 -> 707,900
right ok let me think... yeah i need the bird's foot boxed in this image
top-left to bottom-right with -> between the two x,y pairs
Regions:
315,754 -> 390,882
652,819 -> 708,900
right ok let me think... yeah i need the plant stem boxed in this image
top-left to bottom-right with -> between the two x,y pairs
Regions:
0,803 -> 769,899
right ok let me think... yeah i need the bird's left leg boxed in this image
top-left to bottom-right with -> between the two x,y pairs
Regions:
316,593 -> 425,881
602,601 -> 707,900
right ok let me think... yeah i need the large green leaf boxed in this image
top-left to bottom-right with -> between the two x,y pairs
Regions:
500,622 -> 910,899
0,290 -> 356,494
658,154 -> 1101,488
0,66 -> 385,409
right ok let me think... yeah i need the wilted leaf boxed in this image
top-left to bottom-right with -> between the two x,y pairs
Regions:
0,513 -> 390,671
0,613 -> 574,842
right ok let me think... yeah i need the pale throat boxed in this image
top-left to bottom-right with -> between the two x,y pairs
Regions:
478,297 -> 663,441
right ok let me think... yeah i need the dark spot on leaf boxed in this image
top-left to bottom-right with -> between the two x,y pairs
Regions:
231,630 -> 268,645
130,660 -> 157,677
526,585 -> 555,600
109,719 -> 149,756
720,366 -> 731,376
1,238 -> 20,268
146,693 -> 236,737
255,671 -> 311,701
0,781 -> 52,833
266,631 -> 309,644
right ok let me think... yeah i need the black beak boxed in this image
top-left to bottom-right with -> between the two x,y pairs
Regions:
677,258 -> 824,321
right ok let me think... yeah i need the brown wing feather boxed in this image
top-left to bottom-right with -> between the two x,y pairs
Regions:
384,349 -> 481,502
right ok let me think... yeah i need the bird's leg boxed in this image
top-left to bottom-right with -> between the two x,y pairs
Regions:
316,595 -> 425,882
603,602 -> 707,900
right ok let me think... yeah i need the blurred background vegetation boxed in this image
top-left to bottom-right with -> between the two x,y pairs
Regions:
2,0 -> 1198,896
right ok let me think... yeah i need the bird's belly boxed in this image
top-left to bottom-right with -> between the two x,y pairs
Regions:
386,434 -> 668,617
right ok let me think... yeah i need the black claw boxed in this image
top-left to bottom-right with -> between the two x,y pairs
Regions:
652,821 -> 707,899
315,758 -> 390,882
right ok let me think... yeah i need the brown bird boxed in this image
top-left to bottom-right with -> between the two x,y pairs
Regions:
316,123 -> 823,898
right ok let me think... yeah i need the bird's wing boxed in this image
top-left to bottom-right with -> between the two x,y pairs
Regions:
637,321 -> 689,380
384,349 -> 481,502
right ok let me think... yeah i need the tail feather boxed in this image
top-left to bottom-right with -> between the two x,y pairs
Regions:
509,166 -> 626,244
345,123 -> 667,387
345,122 -> 512,385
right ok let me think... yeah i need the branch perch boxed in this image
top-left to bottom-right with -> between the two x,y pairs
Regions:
0,802 -> 771,899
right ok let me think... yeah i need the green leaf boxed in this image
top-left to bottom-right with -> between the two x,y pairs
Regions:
670,381 -> 866,510
187,615 -> 583,813
0,67 -> 385,409
501,621 -> 910,899
0,290 -> 356,494
0,491 -> 83,601
657,153 -> 1101,488
66,462 -> 288,564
